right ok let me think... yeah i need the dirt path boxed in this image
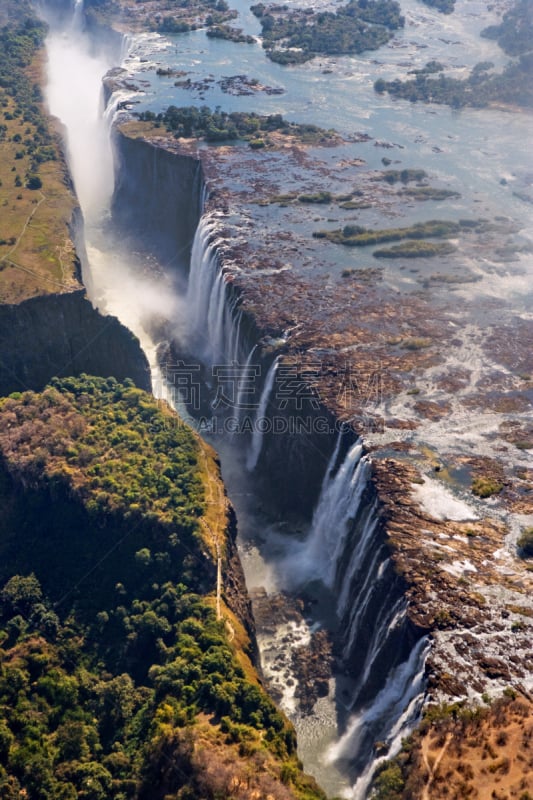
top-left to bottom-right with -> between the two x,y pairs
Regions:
421,732 -> 453,800
3,191 -> 46,261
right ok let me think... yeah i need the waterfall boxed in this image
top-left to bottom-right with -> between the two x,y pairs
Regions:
43,10 -> 429,795
45,8 -> 116,222
236,344 -> 258,423
291,435 -> 429,796
246,356 -> 280,471
72,0 -> 84,28
186,216 -> 243,366
331,636 -> 430,799
302,438 -> 370,586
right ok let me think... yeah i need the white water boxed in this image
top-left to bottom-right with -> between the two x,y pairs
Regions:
45,23 -> 114,222
42,4 -> 431,797
303,439 -> 368,585
246,356 -> 280,471
280,437 -> 432,794
186,215 -> 243,365
44,4 -> 187,387
334,636 -> 430,800
236,343 -> 258,423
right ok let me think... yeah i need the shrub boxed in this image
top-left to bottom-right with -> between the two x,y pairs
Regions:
517,527 -> 533,557
26,174 -> 42,189
471,477 -> 503,498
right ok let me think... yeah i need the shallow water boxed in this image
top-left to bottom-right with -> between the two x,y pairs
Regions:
44,1 -> 533,796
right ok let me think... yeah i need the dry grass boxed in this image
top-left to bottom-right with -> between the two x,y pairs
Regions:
0,52 -> 79,304
404,694 -> 533,799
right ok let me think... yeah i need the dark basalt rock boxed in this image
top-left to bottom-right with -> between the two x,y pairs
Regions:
0,290 -> 150,396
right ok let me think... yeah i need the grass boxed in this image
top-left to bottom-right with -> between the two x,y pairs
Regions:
471,476 -> 503,498
0,38 -> 78,303
313,219 -> 478,247
374,241 -> 456,258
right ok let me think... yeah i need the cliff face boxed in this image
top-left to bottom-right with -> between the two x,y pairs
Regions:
0,289 -> 151,396
108,122 -> 533,792
111,129 -> 203,267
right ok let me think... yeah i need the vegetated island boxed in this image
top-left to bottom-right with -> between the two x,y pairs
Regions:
250,0 -> 404,64
419,0 -> 455,13
313,218 -> 480,250
374,0 -> 533,109
206,24 -> 256,43
78,0 -> 240,35
373,240 -> 456,258
0,375 -> 326,800
136,104 -> 341,146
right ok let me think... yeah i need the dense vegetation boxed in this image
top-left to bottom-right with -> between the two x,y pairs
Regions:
374,240 -> 456,257
376,169 -> 428,184
374,56 -> 533,108
251,0 -> 404,64
137,105 -> 337,145
0,0 -> 37,29
82,0 -> 238,34
0,376 -> 207,615
206,24 -> 255,43
0,376 -> 325,800
481,0 -> 533,57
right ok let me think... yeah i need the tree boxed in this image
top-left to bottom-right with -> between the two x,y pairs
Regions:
26,174 -> 42,189
1,573 -> 43,616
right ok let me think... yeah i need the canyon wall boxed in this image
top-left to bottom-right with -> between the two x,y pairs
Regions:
110,129 -> 427,706
111,130 -> 203,267
0,289 -> 151,396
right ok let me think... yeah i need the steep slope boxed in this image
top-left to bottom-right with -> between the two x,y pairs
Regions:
0,376 -> 325,800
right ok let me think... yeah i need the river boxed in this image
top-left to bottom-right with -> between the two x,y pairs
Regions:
42,0 -> 532,796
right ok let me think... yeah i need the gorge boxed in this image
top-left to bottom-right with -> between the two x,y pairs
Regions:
0,0 -> 532,797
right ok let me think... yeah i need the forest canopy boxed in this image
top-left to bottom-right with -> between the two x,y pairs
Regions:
0,376 -> 325,800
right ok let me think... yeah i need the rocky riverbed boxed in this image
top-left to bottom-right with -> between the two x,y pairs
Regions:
116,116 -> 533,716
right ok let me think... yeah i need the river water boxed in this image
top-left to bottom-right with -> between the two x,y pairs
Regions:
43,0 -> 532,797
126,0 -> 532,228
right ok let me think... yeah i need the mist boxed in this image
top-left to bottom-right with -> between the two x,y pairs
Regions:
42,7 -> 430,797
44,7 -> 185,380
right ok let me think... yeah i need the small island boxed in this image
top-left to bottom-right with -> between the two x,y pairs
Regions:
251,0 -> 404,64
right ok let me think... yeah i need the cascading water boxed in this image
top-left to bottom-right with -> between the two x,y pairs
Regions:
43,0 -> 183,384
44,7 -> 115,222
246,356 -> 280,471
42,5 -> 430,796
302,438 -> 368,585
186,215 -> 244,366
236,344 -> 258,423
332,636 -> 430,800
292,436 -> 429,796
72,0 -> 83,26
